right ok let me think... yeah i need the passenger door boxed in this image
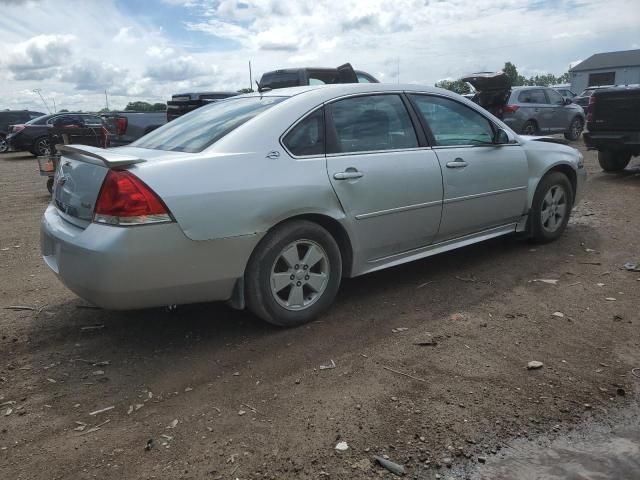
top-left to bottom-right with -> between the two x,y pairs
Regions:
545,88 -> 570,132
408,94 -> 528,242
324,94 -> 443,261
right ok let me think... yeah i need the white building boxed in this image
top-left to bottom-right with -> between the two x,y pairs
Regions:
569,49 -> 640,94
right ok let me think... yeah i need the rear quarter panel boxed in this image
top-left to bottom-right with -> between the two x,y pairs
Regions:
131,93 -> 347,242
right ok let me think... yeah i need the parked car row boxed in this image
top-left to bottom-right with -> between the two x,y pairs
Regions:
0,109 -> 45,153
462,72 -> 585,140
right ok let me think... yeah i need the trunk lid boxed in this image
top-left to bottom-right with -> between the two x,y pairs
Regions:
52,145 -> 146,229
461,71 -> 512,114
589,88 -> 640,131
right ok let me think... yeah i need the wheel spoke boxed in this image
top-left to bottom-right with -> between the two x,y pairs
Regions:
544,190 -> 554,206
287,285 -> 304,308
302,244 -> 324,269
541,208 -> 551,224
547,212 -> 557,230
555,204 -> 567,219
305,272 -> 327,292
280,245 -> 300,268
271,272 -> 292,293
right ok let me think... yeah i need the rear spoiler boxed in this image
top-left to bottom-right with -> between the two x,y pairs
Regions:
57,144 -> 146,168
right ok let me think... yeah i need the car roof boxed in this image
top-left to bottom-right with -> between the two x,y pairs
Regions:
241,83 -> 460,101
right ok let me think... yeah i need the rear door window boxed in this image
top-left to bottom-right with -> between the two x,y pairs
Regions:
328,94 -> 418,153
132,96 -> 286,153
409,94 -> 494,146
283,108 -> 325,156
519,89 -> 547,104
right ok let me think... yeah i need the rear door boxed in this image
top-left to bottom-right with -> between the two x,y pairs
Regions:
408,93 -> 528,241
325,93 -> 443,261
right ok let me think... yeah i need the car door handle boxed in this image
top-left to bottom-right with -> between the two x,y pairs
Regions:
334,170 -> 363,180
446,158 -> 468,168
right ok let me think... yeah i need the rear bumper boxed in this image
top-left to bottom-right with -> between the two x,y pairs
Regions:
6,133 -> 31,151
583,131 -> 640,152
41,205 -> 262,310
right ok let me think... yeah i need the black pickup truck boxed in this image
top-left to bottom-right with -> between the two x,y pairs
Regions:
583,86 -> 640,172
166,91 -> 238,121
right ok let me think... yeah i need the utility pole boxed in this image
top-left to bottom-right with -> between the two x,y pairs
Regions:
104,89 -> 110,111
32,88 -> 51,113
249,61 -> 253,91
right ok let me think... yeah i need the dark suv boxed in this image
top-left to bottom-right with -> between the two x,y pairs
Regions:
6,112 -> 105,156
0,110 -> 45,153
258,63 -> 378,91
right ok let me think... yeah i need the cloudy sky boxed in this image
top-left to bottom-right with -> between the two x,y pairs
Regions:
1,0 -> 638,112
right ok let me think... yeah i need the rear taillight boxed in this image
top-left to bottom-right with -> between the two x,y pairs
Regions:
115,117 -> 128,136
12,124 -> 25,133
503,104 -> 519,113
94,170 -> 172,226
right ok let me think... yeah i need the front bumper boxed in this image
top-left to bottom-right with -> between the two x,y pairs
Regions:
575,163 -> 587,205
6,133 -> 28,152
41,205 -> 262,310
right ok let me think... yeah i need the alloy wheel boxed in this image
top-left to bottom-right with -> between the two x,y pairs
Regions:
540,185 -> 567,233
0,137 -> 8,153
571,119 -> 582,139
523,123 -> 536,135
37,138 -> 51,156
270,240 -> 330,311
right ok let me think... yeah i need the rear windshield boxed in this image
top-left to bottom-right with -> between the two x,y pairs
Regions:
131,96 -> 286,153
25,115 -> 50,125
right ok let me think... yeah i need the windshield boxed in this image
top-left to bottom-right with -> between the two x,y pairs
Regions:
132,96 -> 287,152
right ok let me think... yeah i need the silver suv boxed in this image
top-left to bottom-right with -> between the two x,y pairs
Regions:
463,72 -> 585,141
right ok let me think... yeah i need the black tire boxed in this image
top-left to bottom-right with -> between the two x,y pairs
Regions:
598,150 -> 631,172
33,136 -> 51,156
530,171 -> 573,243
245,220 -> 342,327
521,120 -> 538,136
46,177 -> 54,194
0,135 -> 8,154
563,117 -> 583,141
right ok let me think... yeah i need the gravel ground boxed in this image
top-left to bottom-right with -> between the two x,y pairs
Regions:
0,142 -> 639,479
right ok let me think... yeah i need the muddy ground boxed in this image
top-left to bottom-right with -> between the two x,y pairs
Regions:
0,141 -> 639,480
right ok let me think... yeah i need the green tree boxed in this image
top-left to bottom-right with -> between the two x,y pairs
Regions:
124,101 -> 167,112
435,79 -> 471,94
502,61 -> 526,86
237,88 -> 254,94
98,107 -> 110,113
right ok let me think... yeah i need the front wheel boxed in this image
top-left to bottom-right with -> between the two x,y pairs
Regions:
564,117 -> 583,141
530,172 -> 573,243
598,151 -> 631,172
245,220 -> 342,327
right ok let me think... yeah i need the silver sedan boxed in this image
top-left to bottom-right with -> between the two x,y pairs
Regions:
41,83 -> 586,326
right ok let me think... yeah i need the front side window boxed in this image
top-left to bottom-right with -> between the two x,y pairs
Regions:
410,94 -> 494,147
132,96 -> 286,153
329,94 -> 418,153
356,73 -> 373,83
283,108 -> 325,156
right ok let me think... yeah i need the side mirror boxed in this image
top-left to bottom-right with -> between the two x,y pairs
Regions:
563,97 -> 572,105
493,128 -> 510,145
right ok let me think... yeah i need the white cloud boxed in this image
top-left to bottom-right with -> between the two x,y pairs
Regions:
0,0 -> 638,112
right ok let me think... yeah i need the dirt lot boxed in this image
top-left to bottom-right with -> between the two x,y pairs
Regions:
0,143 -> 639,479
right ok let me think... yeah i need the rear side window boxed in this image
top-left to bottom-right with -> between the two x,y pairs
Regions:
518,89 -> 547,104
410,94 -> 494,146
283,108 -> 325,156
328,94 -> 418,153
132,96 -> 286,153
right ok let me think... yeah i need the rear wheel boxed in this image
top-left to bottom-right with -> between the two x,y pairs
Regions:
564,117 -> 583,141
245,220 -> 342,327
32,136 -> 51,156
598,150 -> 631,172
0,135 -> 8,153
530,172 -> 573,243
521,120 -> 538,136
